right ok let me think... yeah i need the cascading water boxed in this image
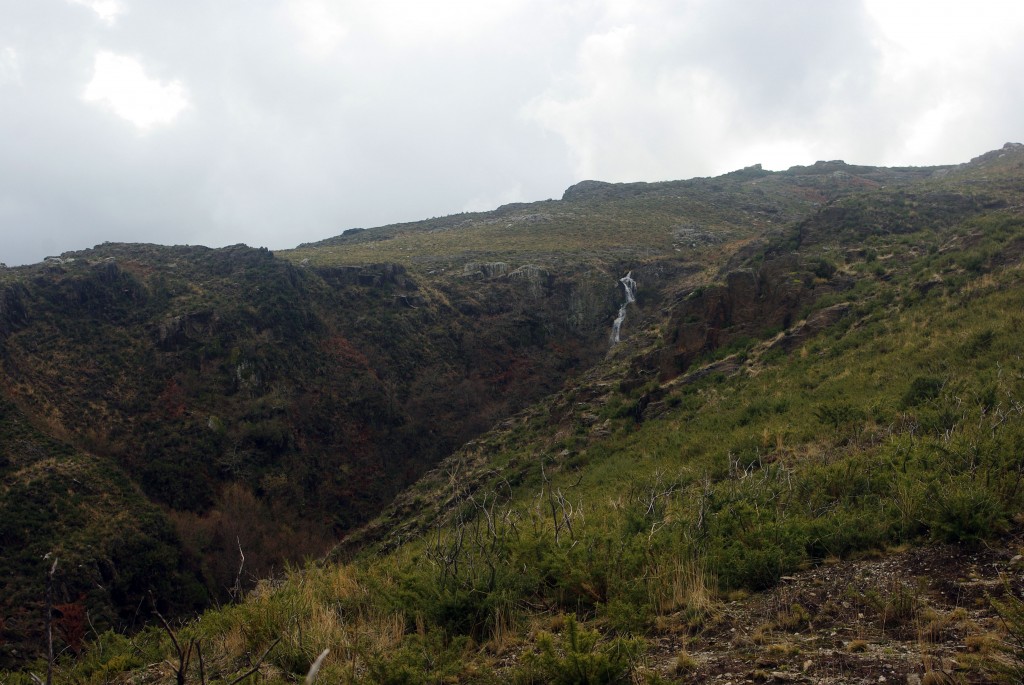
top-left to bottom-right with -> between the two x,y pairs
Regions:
609,271 -> 637,346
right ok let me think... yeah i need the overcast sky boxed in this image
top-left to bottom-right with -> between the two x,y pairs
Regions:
1,0 -> 1022,266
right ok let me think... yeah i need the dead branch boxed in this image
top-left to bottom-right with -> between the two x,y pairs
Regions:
228,637 -> 281,685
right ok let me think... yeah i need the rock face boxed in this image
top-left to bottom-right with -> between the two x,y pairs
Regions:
157,311 -> 217,351
562,180 -> 614,201
764,303 -> 853,355
315,263 -> 415,289
464,262 -> 511,279
450,262 -> 620,335
508,265 -> 550,298
659,257 -> 832,376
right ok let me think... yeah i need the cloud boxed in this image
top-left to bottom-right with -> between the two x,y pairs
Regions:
862,0 -> 1024,165
66,0 -> 125,25
524,1 -> 886,178
0,47 -> 21,87
83,51 -> 190,130
283,1 -> 349,59
0,1 -> 1022,266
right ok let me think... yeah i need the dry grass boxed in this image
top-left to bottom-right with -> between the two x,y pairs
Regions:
847,639 -> 869,652
964,632 -> 999,654
674,647 -> 698,674
648,558 -> 718,617
180,563 -> 409,682
486,604 -> 521,655
751,623 -> 775,645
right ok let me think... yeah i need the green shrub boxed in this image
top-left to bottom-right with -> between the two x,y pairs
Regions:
600,597 -> 652,635
365,631 -> 484,685
521,616 -> 642,685
430,587 -> 497,640
927,480 -> 1008,544
901,376 -> 944,408
813,402 -> 864,429
812,258 -> 837,280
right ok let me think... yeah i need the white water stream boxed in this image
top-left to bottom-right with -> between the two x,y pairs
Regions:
609,271 -> 637,345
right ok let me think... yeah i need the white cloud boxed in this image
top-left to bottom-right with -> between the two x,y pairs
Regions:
0,47 -> 21,87
361,0 -> 525,47
284,0 -> 350,59
524,60 -> 739,181
866,0 -> 1024,70
523,0 -> 1024,179
861,0 -> 1024,165
82,51 -> 189,130
66,0 -> 125,25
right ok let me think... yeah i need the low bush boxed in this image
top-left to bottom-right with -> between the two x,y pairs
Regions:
519,615 -> 643,685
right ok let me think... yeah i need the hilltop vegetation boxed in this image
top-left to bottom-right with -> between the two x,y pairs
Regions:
2,144 -> 1024,681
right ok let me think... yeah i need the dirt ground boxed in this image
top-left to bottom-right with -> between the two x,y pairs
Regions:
647,537 -> 1024,684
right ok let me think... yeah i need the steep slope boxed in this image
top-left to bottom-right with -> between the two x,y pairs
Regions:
3,144 -> 1023,676
0,399 -> 206,663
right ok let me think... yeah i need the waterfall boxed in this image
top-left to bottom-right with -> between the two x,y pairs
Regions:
610,271 -> 637,345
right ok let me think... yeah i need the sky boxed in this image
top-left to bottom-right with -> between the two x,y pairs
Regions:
1,1 -> 1022,266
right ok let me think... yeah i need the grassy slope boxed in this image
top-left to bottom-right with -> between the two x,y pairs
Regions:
280,161 -> 941,269
5,145 -> 1024,682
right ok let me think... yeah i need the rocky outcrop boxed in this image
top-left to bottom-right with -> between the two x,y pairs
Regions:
315,263 -> 416,290
765,302 -> 852,355
463,262 -> 511,279
460,262 -> 555,300
156,310 -> 217,351
659,257 -> 829,377
508,265 -> 550,298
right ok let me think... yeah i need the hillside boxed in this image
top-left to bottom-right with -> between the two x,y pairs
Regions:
2,143 -> 1024,681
